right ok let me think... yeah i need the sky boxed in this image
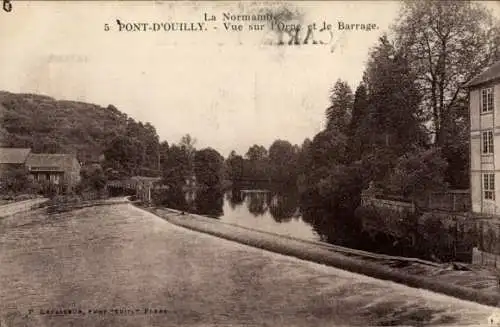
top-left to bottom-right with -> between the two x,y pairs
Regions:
0,1 -> 499,157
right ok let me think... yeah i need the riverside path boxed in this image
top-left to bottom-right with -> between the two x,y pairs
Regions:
0,202 -> 497,326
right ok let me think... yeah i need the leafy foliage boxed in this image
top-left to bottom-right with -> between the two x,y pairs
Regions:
348,84 -> 369,161
194,148 -> 224,189
386,147 -> 449,199
325,80 -> 354,133
268,140 -> 298,184
1,92 -> 124,161
0,91 -> 161,179
226,151 -> 244,181
78,164 -> 108,196
0,166 -> 35,194
363,35 -> 425,157
161,144 -> 190,189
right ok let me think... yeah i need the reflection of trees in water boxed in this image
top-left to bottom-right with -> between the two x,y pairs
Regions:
227,188 -> 245,210
152,188 -> 189,211
301,204 -> 364,247
193,189 -> 224,218
269,192 -> 299,223
185,190 -> 197,209
299,192 -> 418,255
300,192 -> 478,262
246,192 -> 269,217
154,187 -> 223,218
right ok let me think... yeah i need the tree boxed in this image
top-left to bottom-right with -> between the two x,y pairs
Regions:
268,139 -> 298,184
386,146 -> 448,199
141,122 -> 161,172
309,129 -> 348,171
194,148 -> 224,189
357,35 -> 427,189
0,166 -> 34,194
393,1 -> 500,145
179,134 -> 197,180
244,144 -> 269,182
79,164 -> 108,196
161,144 -> 189,189
300,128 -> 350,195
364,35 -> 424,155
325,80 -> 354,133
360,147 -> 399,191
441,118 -> 469,189
103,135 -> 143,176
159,141 -> 169,169
226,150 -> 244,181
123,120 -> 160,175
296,138 -> 312,178
245,145 -> 268,161
314,164 -> 364,214
193,188 -> 224,218
347,84 -> 369,161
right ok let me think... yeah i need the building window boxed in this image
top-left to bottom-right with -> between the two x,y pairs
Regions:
482,130 -> 494,154
481,87 -> 494,113
483,173 -> 495,200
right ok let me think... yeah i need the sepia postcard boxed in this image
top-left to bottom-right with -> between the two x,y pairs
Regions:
2,1 -> 500,326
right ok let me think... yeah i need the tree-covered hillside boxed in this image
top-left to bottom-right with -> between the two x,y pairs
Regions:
0,91 -> 161,176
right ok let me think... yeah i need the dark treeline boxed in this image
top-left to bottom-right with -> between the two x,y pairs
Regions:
226,141 -> 302,186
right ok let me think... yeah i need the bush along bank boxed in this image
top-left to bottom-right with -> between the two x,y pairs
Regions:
145,206 -> 500,308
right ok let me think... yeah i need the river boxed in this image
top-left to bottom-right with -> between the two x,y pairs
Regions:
153,187 -> 476,263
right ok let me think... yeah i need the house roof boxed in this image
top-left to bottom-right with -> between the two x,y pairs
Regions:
465,61 -> 500,88
25,153 -> 78,169
0,148 -> 31,164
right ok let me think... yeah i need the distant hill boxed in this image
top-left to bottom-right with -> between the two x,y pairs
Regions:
0,91 -> 152,165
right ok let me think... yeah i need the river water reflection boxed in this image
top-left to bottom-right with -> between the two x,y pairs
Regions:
220,189 -> 319,241
154,187 -> 477,263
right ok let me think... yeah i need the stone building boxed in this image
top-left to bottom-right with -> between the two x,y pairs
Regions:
466,61 -> 500,215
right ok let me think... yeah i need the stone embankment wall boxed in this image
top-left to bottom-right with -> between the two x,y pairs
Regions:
360,192 -> 500,267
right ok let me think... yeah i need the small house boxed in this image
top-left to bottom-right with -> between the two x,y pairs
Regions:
25,153 -> 81,189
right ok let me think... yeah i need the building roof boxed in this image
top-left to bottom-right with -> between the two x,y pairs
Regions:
0,148 -> 31,164
25,153 -> 78,169
465,61 -> 500,88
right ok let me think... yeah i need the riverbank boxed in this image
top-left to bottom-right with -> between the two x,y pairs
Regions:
145,205 -> 500,307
